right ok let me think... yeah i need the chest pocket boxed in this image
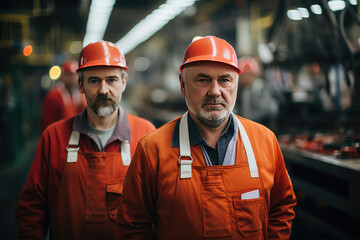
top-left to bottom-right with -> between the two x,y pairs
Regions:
80,152 -> 126,223
201,170 -> 232,238
233,191 -> 265,239
106,180 -> 124,222
66,131 -> 131,223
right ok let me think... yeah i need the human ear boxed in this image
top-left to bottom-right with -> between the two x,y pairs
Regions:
179,73 -> 186,97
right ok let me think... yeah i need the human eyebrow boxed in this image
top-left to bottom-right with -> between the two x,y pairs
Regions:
87,76 -> 101,82
195,73 -> 211,79
106,75 -> 120,79
218,73 -> 232,79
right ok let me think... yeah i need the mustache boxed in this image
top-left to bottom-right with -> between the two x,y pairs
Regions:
201,96 -> 227,107
95,94 -> 113,102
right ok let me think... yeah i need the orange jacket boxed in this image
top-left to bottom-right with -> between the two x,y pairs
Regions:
118,115 -> 296,239
16,109 -> 155,239
40,83 -> 86,132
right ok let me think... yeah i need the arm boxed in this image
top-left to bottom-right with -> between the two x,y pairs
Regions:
118,142 -> 157,239
268,136 -> 297,240
15,133 -> 50,239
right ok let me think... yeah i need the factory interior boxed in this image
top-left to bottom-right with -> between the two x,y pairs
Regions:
0,0 -> 360,239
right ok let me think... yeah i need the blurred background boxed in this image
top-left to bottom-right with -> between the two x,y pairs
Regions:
1,0 -> 360,239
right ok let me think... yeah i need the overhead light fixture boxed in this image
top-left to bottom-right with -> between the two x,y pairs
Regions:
116,0 -> 199,54
297,7 -> 309,18
349,0 -> 358,5
310,4 -> 322,15
328,0 -> 346,11
82,0 -> 116,47
287,9 -> 302,21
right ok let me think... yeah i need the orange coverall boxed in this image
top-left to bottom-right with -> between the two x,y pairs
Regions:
16,107 -> 155,239
118,115 -> 296,239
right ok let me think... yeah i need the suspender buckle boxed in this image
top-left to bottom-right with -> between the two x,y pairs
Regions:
178,156 -> 193,179
66,145 -> 80,163
121,141 -> 131,166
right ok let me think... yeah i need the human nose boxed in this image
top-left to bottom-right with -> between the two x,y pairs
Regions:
207,80 -> 221,97
98,80 -> 109,95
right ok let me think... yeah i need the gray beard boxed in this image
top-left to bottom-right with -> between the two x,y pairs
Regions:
96,105 -> 116,117
86,94 -> 120,118
195,108 -> 229,128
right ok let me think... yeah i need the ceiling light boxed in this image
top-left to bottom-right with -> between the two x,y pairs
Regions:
82,0 -> 116,47
116,0 -> 199,54
297,8 -> 309,18
349,0 -> 358,5
310,4 -> 322,15
287,9 -> 302,21
328,0 -> 346,11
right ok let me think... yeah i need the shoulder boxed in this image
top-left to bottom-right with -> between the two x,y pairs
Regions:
139,117 -> 179,145
126,113 -> 156,131
127,113 -> 154,126
235,115 -> 276,140
42,117 -> 75,140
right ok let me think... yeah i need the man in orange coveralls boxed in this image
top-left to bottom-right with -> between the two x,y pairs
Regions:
40,60 -> 87,132
15,41 -> 155,239
118,36 -> 297,239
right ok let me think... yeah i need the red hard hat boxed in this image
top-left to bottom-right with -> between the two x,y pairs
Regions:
61,60 -> 78,73
179,36 -> 241,75
238,57 -> 260,75
77,41 -> 128,72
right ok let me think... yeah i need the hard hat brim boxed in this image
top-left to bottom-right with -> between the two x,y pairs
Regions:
76,63 -> 128,72
180,57 -> 241,75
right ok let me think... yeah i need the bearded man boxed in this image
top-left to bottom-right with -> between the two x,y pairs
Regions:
15,41 -> 155,240
118,36 -> 296,240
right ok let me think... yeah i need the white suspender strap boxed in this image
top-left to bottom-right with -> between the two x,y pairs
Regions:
179,112 -> 191,157
236,118 -> 259,178
66,131 -> 131,165
178,112 -> 193,179
121,141 -> 131,166
178,112 -> 258,179
66,131 -> 80,163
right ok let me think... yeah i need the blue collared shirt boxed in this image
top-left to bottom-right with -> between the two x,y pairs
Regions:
172,114 -> 235,165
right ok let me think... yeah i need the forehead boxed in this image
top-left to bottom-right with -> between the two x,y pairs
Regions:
83,66 -> 122,78
183,61 -> 239,76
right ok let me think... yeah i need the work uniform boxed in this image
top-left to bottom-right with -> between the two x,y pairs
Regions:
118,113 -> 296,239
41,82 -> 87,132
16,107 -> 155,240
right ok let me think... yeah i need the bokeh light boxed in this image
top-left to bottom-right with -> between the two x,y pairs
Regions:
49,65 -> 62,80
23,45 -> 33,56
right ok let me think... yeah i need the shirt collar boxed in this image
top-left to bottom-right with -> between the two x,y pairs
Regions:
172,113 -> 234,148
73,106 -> 131,142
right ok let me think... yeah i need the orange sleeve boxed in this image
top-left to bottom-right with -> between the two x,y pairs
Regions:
268,135 -> 297,239
118,141 -> 156,239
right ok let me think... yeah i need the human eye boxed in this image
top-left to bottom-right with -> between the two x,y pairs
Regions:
196,78 -> 209,86
106,77 -> 118,84
88,79 -> 99,86
219,78 -> 231,84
